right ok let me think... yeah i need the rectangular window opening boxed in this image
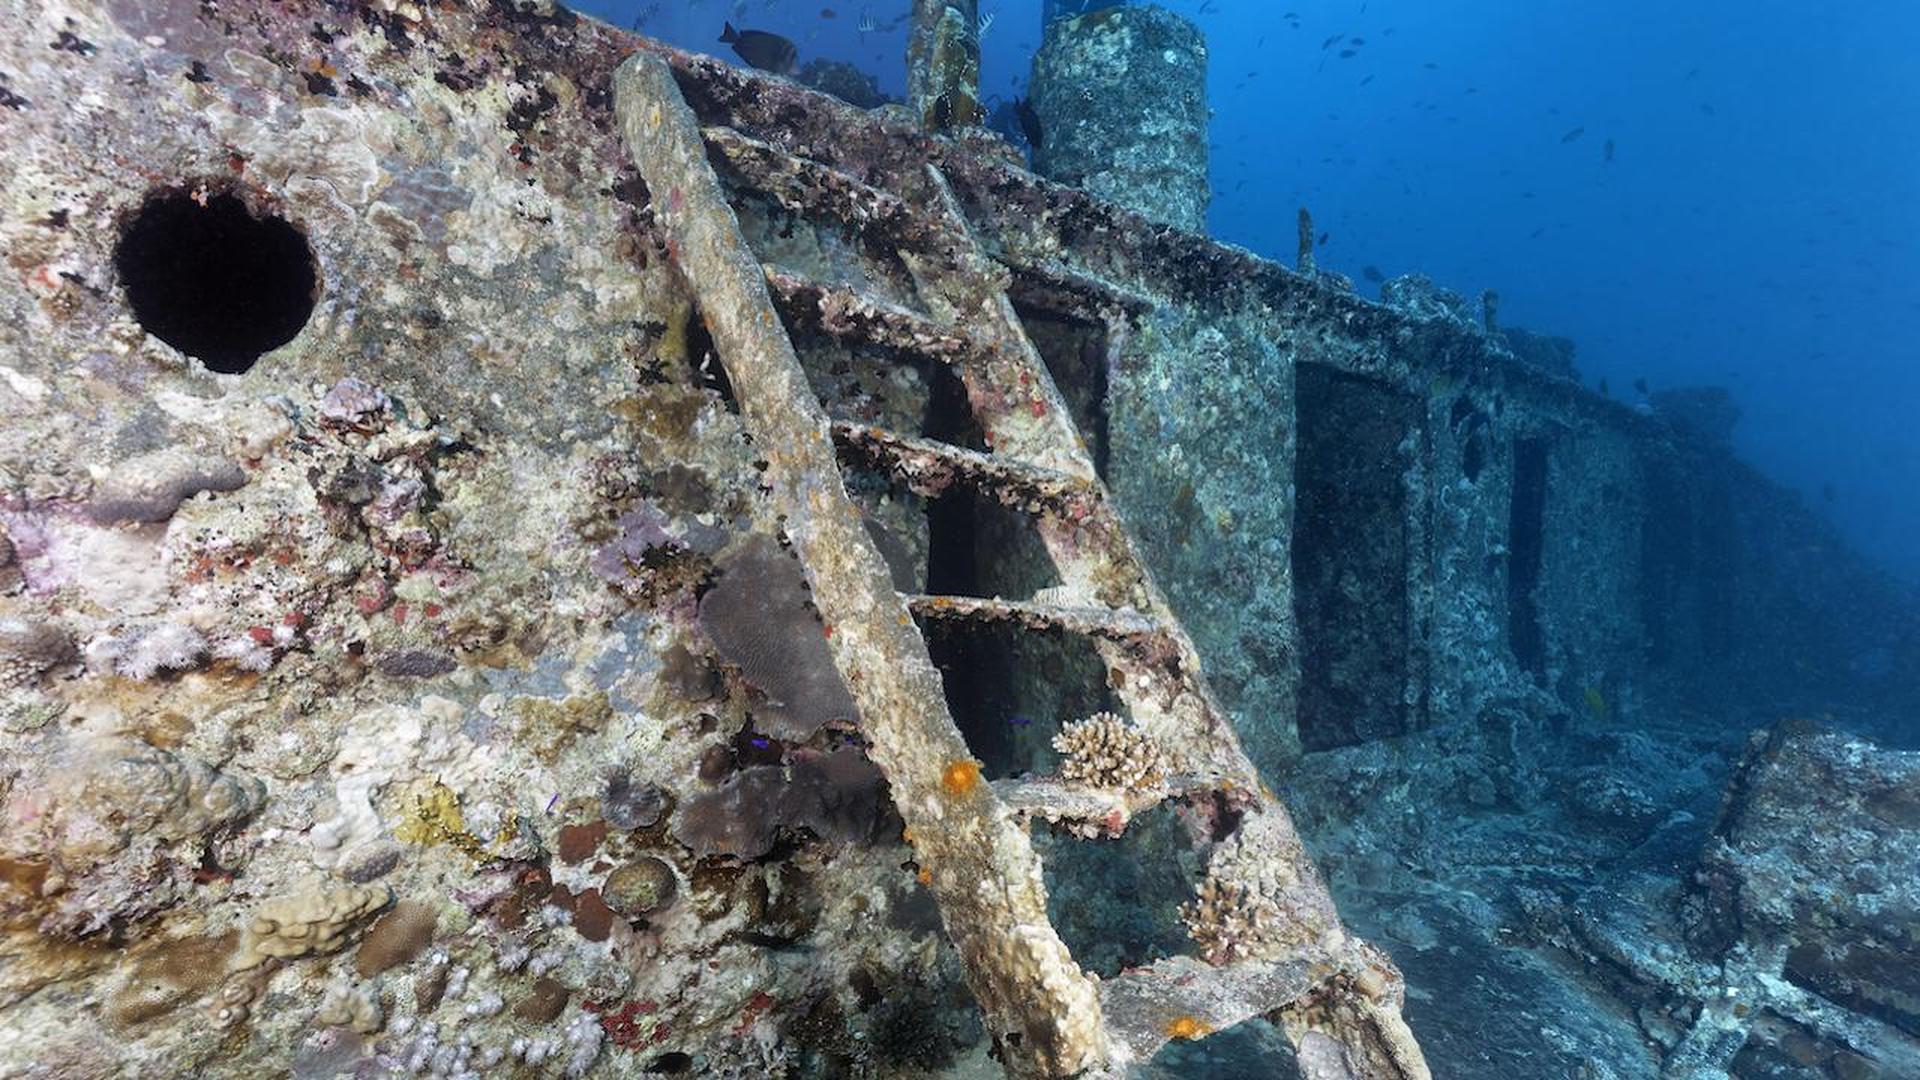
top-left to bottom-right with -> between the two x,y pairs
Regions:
1291,364 -> 1417,750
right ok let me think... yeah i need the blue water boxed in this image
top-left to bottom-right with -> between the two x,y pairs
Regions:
588,1 -> 1920,585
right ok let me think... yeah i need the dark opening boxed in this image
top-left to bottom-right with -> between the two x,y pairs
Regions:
1291,364 -> 1417,750
1451,396 -> 1491,483
684,305 -> 738,411
1012,303 -> 1111,477
644,1051 -> 694,1073
921,474 -> 1076,775
1507,437 -> 1550,677
922,618 -> 1111,779
923,355 -> 988,450
1639,461 -> 1738,697
115,188 -> 317,374
791,331 -> 987,451
1040,803 -> 1192,978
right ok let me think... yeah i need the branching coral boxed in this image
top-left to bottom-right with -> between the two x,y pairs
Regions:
1182,876 -> 1284,965
1052,711 -> 1167,790
1180,827 -> 1337,966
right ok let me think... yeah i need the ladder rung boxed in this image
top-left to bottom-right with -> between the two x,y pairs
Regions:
905,593 -> 1162,644
993,776 -> 1153,829
1007,257 -> 1158,321
764,266 -> 987,368
1098,954 -> 1321,1066
830,421 -> 1097,513
990,774 -> 1222,835
702,124 -> 951,246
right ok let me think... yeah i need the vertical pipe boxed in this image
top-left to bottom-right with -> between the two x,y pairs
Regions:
908,0 -> 982,131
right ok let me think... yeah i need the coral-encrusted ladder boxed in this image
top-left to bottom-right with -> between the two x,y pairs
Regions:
614,53 -> 1429,1080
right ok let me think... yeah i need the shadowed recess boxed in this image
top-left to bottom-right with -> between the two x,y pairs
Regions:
115,188 -> 318,374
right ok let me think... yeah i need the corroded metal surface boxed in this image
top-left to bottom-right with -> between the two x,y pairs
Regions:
627,48 -> 1430,1077
615,53 -> 1110,1078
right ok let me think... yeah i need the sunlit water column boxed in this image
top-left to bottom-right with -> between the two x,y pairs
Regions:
1030,4 -> 1210,233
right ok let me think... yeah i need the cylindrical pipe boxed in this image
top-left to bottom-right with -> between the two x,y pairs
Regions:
908,0 -> 983,131
1028,5 -> 1210,232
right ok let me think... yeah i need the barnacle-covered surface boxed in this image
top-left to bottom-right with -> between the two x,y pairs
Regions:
4,0 -> 1919,1077
0,2 -> 957,1076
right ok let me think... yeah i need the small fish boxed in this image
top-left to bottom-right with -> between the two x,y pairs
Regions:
1603,137 -> 1615,163
1339,48 -> 1356,58
1362,265 -> 1384,283
820,7 -> 836,17
1008,715 -> 1033,728
1560,126 -> 1584,143
720,22 -> 798,75
1316,230 -> 1328,246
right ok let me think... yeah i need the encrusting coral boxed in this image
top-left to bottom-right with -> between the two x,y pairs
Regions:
235,883 -> 392,970
1052,711 -> 1168,790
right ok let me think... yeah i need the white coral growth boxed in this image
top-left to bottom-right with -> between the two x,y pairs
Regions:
1181,826 -> 1336,966
1182,876 -> 1284,965
112,622 -> 208,679
562,1009 -> 605,1078
1053,711 -> 1167,790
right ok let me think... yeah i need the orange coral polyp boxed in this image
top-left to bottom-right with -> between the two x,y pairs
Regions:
1164,1014 -> 1211,1040
940,759 -> 982,798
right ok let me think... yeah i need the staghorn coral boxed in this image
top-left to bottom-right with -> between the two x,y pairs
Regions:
1182,875 -> 1284,966
1053,711 -> 1167,790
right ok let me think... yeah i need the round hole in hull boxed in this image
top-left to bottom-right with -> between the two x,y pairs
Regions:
115,186 -> 318,374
